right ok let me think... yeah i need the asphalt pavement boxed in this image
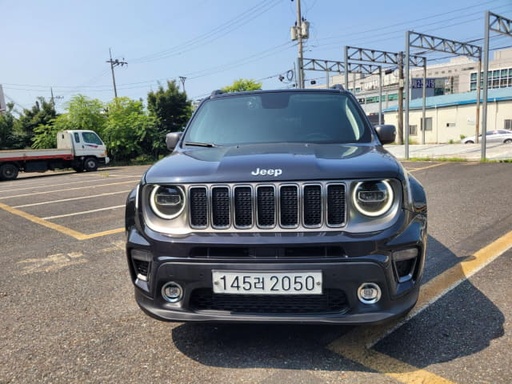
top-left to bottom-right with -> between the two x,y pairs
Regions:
1,163 -> 511,383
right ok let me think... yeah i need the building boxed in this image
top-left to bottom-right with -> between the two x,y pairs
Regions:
383,88 -> 512,144
319,48 -> 512,143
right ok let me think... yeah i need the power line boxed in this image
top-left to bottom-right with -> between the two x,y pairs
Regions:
315,0 -> 505,46
310,1 -> 511,52
130,0 -> 280,64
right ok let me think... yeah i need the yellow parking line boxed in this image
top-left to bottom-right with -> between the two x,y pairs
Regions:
80,228 -> 124,239
0,202 -> 124,240
328,229 -> 512,383
331,347 -> 454,384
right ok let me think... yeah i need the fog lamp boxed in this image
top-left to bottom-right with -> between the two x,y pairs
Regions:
357,283 -> 382,304
161,282 -> 184,303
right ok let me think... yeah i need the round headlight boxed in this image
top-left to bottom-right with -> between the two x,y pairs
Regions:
150,185 -> 186,219
352,180 -> 393,217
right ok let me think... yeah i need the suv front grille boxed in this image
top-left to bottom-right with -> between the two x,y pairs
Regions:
188,182 -> 346,231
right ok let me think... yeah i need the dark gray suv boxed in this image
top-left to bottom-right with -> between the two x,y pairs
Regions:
125,88 -> 427,324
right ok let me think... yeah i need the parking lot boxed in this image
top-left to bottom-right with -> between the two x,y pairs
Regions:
1,162 -> 511,384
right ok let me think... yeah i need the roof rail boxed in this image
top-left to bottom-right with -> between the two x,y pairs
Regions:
330,84 -> 345,91
210,90 -> 224,97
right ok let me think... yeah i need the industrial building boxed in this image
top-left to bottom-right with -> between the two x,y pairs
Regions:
324,48 -> 512,143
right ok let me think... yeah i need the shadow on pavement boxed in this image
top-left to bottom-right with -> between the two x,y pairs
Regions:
171,235 -> 504,373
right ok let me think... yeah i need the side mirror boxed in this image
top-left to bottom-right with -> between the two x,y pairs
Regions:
374,125 -> 396,145
166,132 -> 182,151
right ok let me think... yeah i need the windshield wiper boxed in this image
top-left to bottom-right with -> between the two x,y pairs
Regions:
183,141 -> 217,148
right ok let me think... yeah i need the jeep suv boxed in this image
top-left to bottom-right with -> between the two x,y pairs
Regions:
125,88 -> 427,324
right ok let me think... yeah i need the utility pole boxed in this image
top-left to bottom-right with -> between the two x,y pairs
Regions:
397,51 -> 404,145
50,87 -> 63,105
179,76 -> 187,93
291,0 -> 309,88
296,0 -> 304,89
106,48 -> 127,98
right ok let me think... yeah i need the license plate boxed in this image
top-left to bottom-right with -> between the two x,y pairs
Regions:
212,271 -> 322,295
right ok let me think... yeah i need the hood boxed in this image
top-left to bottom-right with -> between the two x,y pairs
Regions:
144,143 -> 402,184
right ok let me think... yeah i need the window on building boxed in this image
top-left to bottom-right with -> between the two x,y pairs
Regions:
409,125 -> 417,136
446,122 -> 456,128
505,119 -> 512,130
421,117 -> 432,131
365,96 -> 379,104
470,67 -> 512,91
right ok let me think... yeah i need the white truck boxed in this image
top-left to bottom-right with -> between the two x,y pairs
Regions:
0,130 -> 110,181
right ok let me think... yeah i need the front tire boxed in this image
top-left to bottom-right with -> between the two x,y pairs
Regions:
0,163 -> 19,181
504,139 -> 512,144
84,157 -> 98,172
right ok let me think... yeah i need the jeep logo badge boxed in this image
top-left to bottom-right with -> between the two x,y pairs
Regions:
251,168 -> 283,177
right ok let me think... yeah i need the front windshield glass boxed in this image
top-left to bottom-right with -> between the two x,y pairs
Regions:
184,92 -> 371,146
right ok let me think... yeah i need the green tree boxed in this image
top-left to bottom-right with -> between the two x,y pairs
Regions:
147,80 -> 192,157
0,103 -> 18,149
221,78 -> 262,93
31,122 -> 59,149
31,94 -> 107,149
15,97 -> 57,148
61,95 -> 106,135
103,97 -> 158,162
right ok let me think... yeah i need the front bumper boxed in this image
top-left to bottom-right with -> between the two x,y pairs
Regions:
126,212 -> 426,325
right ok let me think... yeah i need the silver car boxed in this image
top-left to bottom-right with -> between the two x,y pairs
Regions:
462,129 -> 512,144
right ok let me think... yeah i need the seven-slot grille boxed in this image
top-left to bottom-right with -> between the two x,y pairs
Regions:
189,183 -> 346,230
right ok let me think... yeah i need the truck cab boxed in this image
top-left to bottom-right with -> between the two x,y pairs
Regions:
58,130 -> 109,171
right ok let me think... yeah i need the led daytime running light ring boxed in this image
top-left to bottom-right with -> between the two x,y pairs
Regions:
150,185 -> 186,220
353,180 -> 393,217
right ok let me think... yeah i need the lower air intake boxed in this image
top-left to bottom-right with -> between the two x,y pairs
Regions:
189,288 -> 349,314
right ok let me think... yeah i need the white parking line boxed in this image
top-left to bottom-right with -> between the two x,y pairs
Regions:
0,180 -> 136,200
14,190 -> 129,208
43,205 -> 125,220
0,175 -> 140,194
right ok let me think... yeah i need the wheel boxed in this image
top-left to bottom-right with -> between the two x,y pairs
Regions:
84,157 -> 98,172
0,163 -> 19,181
504,138 -> 512,144
464,140 -> 474,144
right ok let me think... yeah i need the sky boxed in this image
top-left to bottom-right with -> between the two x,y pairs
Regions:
1,0 -> 512,113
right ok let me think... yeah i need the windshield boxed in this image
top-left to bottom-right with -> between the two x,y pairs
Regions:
183,92 -> 372,146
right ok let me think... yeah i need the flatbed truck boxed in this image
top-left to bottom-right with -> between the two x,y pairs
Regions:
0,130 -> 109,181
